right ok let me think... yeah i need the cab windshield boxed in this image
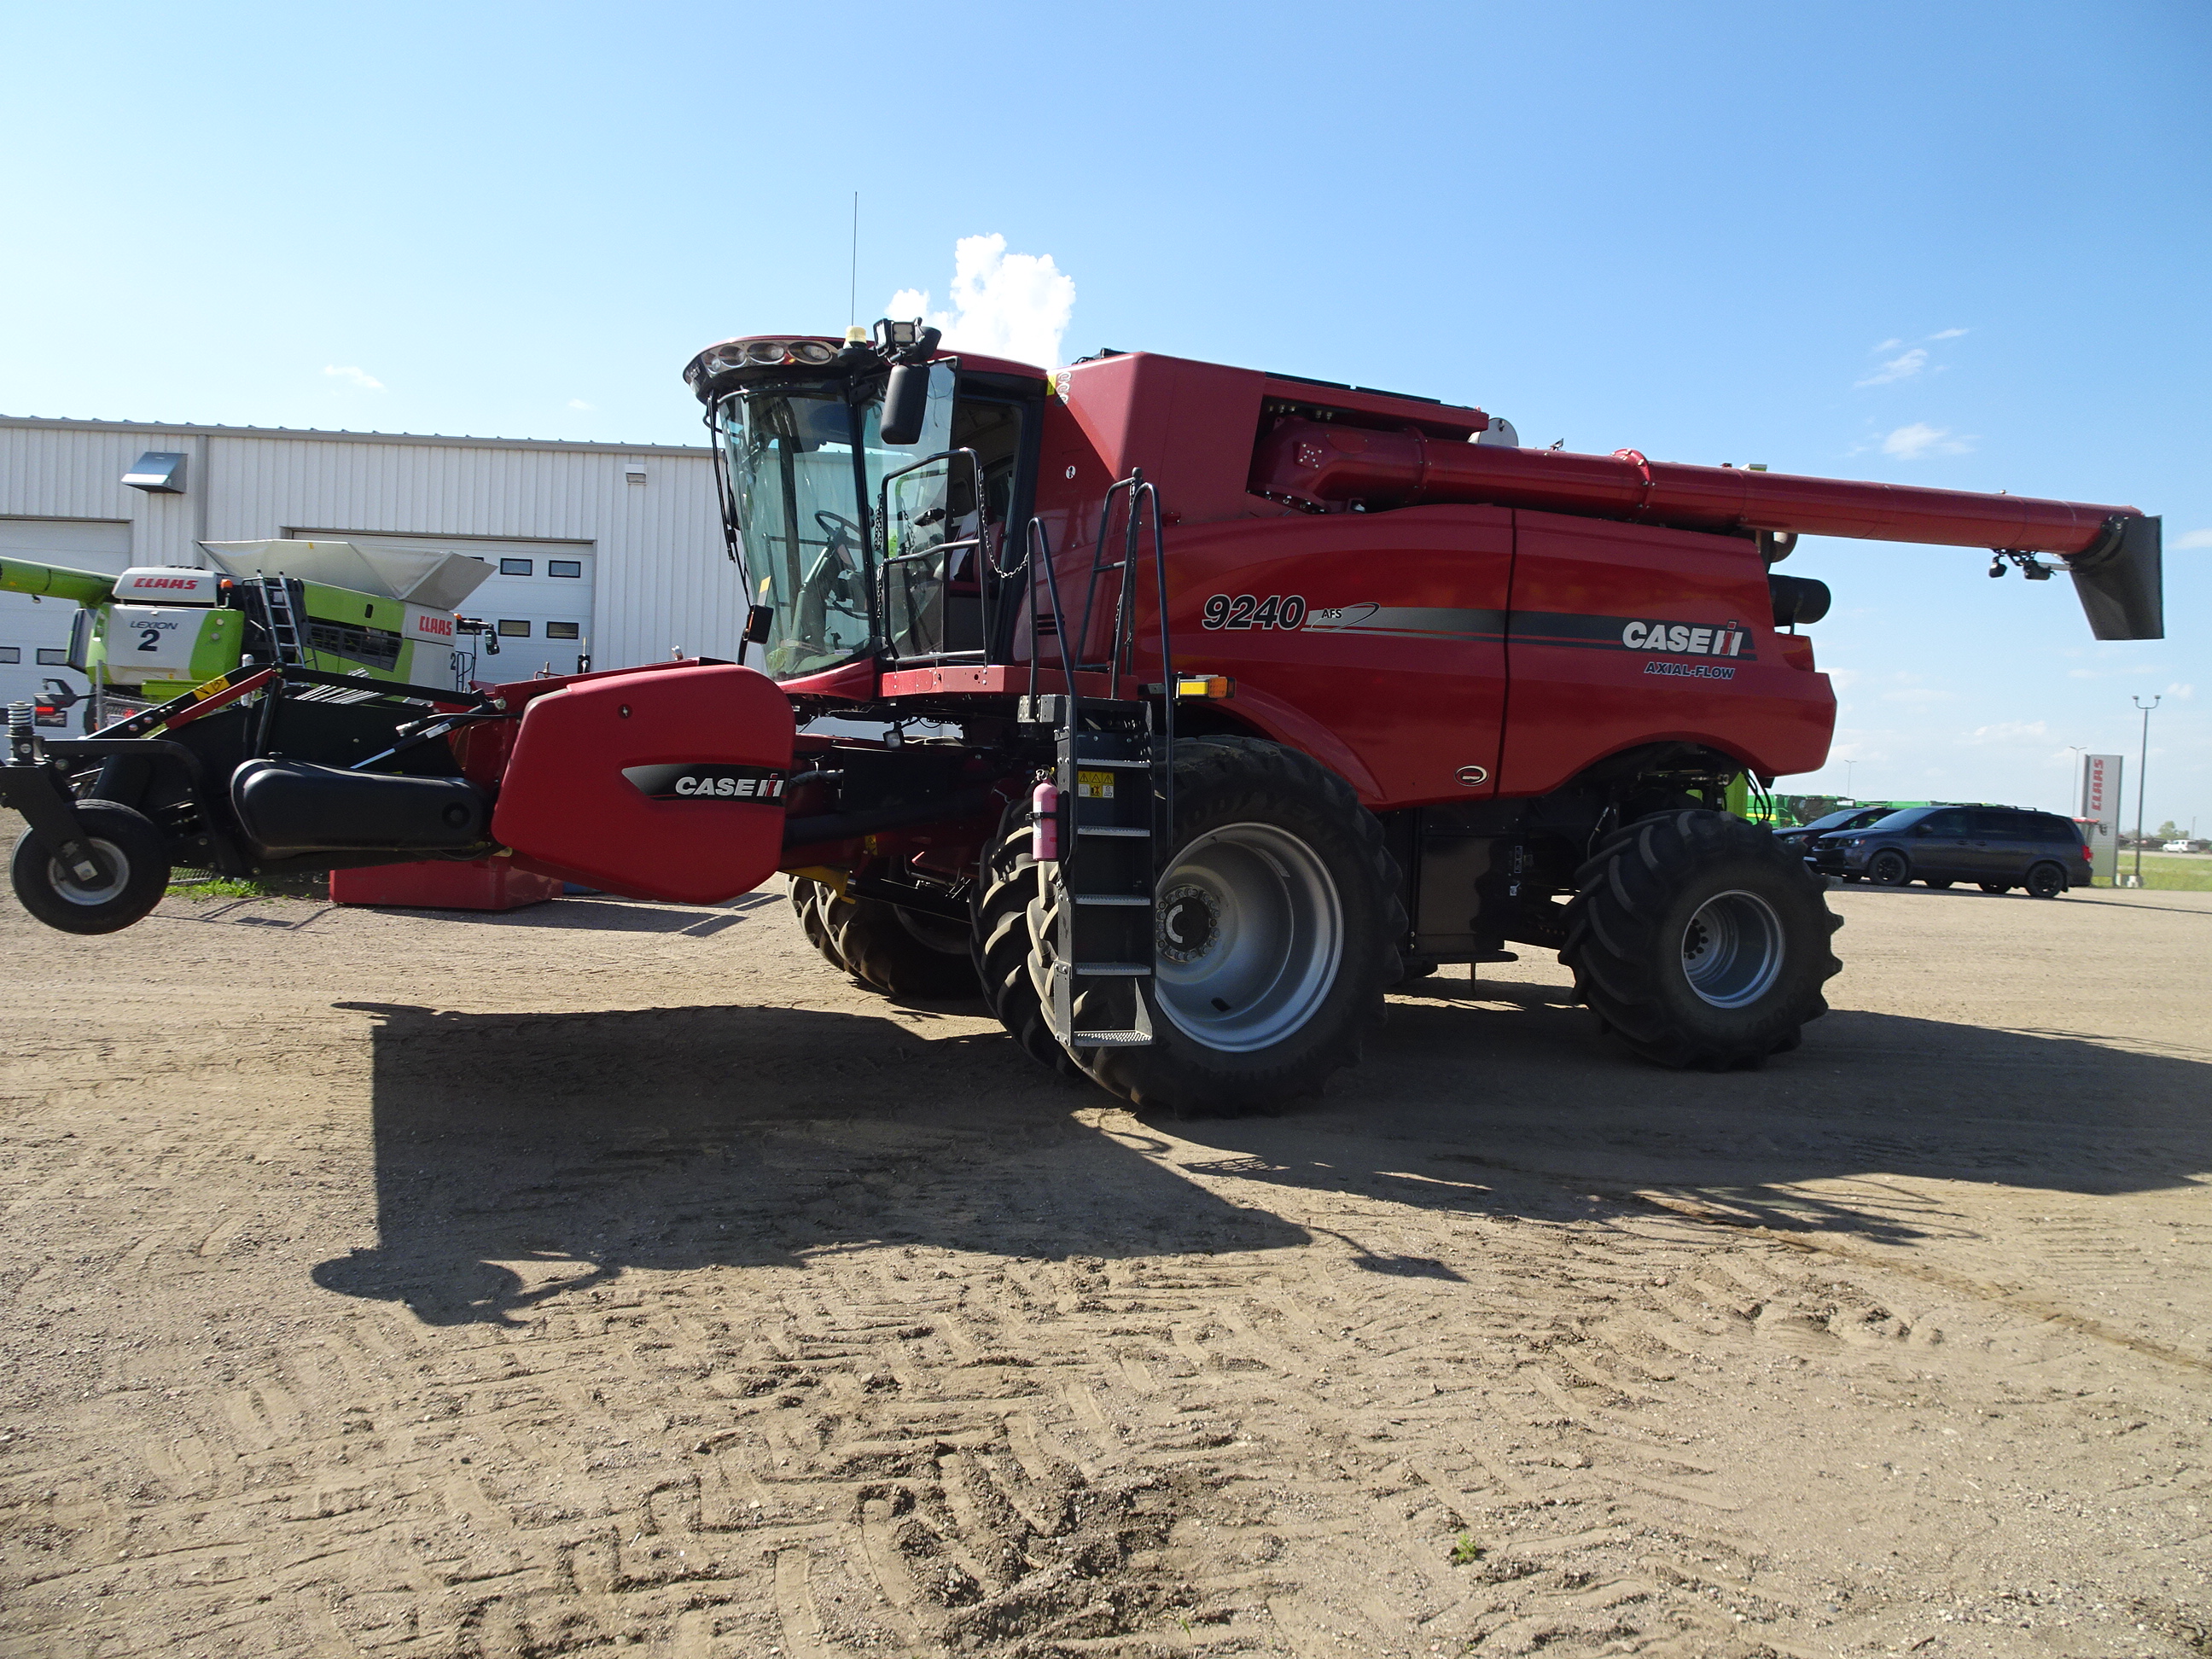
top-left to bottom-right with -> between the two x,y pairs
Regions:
716,366 -> 952,679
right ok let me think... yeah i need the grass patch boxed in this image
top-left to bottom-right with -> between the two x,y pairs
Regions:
2104,853 -> 2212,893
166,876 -> 268,899
1450,1533 -> 1484,1566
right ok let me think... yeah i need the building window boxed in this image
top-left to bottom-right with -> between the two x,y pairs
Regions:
0,648 -> 18,664
546,621 -> 580,640
500,557 -> 533,576
498,620 -> 532,637
37,648 -> 68,666
548,559 -> 582,579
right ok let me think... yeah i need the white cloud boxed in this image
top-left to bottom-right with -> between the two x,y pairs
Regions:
1882,686 -> 1954,704
567,398 -> 594,410
1856,347 -> 1928,387
1880,422 -> 1971,460
1930,327 -> 1969,340
888,234 -> 1076,370
2175,528 -> 2212,550
1965,719 -> 2049,745
2164,683 -> 2195,701
1873,338 -> 1903,352
323,364 -> 383,391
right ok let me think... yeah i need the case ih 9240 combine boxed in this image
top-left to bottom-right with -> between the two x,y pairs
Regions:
1,323 -> 2163,1111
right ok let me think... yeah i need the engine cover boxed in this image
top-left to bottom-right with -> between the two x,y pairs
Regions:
232,760 -> 492,858
489,662 -> 795,904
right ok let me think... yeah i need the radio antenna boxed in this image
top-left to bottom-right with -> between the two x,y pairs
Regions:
848,191 -> 859,327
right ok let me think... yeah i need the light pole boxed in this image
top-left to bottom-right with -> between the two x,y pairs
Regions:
2065,746 -> 2085,816
1843,760 -> 1855,801
2132,696 -> 2160,886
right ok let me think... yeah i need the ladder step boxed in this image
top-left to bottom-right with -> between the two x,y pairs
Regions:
1073,963 -> 1152,977
1075,825 -> 1150,839
1072,1029 -> 1152,1046
1074,894 -> 1151,907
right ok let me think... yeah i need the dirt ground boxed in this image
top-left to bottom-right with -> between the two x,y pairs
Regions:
1,824 -> 2207,1659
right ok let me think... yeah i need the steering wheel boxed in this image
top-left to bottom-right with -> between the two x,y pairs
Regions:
804,510 -> 864,581
793,509 -> 867,647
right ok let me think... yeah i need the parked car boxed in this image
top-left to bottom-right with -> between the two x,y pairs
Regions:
1772,806 -> 1895,858
1811,804 -> 2089,897
2163,839 -> 2196,853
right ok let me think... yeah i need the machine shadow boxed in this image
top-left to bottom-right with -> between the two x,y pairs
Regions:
1173,974 -> 2212,1247
311,1000 -> 1304,1326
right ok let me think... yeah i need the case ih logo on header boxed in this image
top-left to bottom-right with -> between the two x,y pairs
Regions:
414,614 -> 454,637
620,763 -> 788,802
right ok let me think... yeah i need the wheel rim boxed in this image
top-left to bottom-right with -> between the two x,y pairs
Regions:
1679,889 -> 1785,1010
1153,822 -> 1342,1052
1871,853 -> 1906,884
44,838 -> 129,906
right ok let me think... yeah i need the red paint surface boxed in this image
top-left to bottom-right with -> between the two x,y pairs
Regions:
329,858 -> 562,911
489,663 -> 795,903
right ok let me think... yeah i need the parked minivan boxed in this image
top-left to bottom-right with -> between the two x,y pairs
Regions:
1811,805 -> 2089,896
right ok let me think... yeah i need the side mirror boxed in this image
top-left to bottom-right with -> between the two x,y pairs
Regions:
880,364 -> 930,446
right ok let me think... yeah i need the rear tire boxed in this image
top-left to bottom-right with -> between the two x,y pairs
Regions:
789,876 -> 842,965
1080,736 -> 1403,1117
792,875 -> 978,998
1866,849 -> 1911,887
9,800 -> 171,935
1978,882 -> 2010,894
2024,862 -> 2067,899
1560,810 -> 1842,1070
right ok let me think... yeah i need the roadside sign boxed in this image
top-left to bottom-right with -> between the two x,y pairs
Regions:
2081,753 -> 2123,885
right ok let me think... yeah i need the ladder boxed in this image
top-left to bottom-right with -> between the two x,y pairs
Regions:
248,576 -> 311,667
1025,472 -> 1176,1049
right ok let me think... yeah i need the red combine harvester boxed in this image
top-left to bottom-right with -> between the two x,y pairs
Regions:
1,323 -> 2163,1112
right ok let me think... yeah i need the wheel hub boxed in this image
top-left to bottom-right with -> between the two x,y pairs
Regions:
1679,888 -> 1786,1010
1156,884 -> 1220,963
45,838 -> 128,906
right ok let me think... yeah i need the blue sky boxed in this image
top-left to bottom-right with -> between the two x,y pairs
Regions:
4,2 -> 2205,827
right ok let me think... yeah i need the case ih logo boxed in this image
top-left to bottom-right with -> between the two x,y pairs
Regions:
620,763 -> 787,802
1621,620 -> 1754,658
414,614 -> 454,637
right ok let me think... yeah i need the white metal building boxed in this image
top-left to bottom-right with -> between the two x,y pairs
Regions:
0,416 -> 738,710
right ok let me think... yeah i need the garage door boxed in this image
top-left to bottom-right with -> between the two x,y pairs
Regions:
288,531 -> 594,687
0,518 -> 132,715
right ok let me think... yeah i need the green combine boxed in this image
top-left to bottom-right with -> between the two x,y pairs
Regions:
0,538 -> 498,723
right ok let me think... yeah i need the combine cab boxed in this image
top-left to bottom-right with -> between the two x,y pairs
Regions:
2,323 -> 2163,1114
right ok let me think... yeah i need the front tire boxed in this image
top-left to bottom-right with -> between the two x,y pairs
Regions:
1561,810 -> 1842,1070
1866,849 -> 1911,887
1080,736 -> 1403,1117
9,800 -> 171,935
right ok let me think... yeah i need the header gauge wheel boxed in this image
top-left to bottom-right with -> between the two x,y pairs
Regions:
1563,809 -> 1841,1069
9,800 -> 171,935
